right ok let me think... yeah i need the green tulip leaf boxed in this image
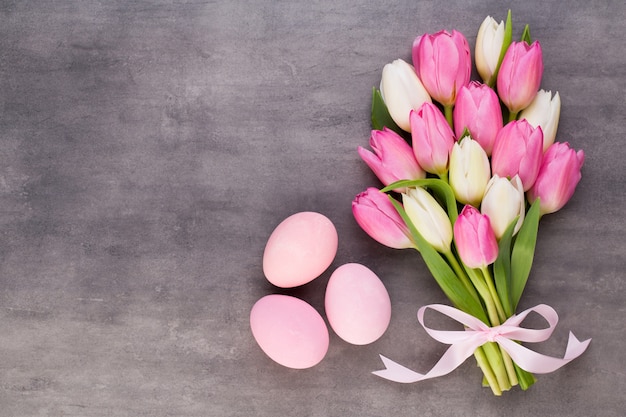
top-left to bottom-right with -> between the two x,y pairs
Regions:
515,363 -> 537,391
389,197 -> 489,324
493,218 -> 518,317
503,9 -> 513,52
381,179 -> 459,224
371,87 -> 403,134
489,9 -> 513,87
521,24 -> 532,44
510,199 -> 541,311
459,127 -> 472,141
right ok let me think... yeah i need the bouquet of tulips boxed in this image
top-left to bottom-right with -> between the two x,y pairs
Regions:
352,11 -> 589,395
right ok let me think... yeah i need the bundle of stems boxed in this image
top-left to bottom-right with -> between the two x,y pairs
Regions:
381,178 -> 540,395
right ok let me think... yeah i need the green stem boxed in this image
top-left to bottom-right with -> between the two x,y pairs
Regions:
499,347 -> 519,387
437,170 -> 448,184
479,266 -> 518,386
508,110 -> 518,122
465,266 -> 520,390
482,342 -> 512,391
444,105 -> 454,129
474,347 -> 502,395
480,266 -> 506,323
515,363 -> 537,390
444,253 -> 517,391
444,250 -> 481,306
464,267 -> 500,326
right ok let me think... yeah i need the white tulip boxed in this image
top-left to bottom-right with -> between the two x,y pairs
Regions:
380,59 -> 432,132
475,16 -> 505,85
481,175 -> 525,239
520,90 -> 561,151
402,187 -> 452,253
449,137 -> 491,207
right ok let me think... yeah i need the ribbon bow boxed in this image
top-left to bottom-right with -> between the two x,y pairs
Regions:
373,304 -> 591,383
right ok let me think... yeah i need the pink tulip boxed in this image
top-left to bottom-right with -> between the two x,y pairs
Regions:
412,30 -> 471,106
527,142 -> 585,215
453,82 -> 503,155
410,103 -> 455,177
491,120 -> 544,191
352,188 -> 413,249
453,205 -> 498,269
497,41 -> 543,115
358,128 -> 425,190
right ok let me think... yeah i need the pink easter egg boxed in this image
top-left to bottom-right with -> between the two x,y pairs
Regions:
325,263 -> 391,345
250,294 -> 329,369
263,212 -> 338,288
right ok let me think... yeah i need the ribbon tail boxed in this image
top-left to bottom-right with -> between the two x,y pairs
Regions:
498,332 -> 591,374
372,355 -> 426,383
373,340 -> 480,383
564,332 -> 592,361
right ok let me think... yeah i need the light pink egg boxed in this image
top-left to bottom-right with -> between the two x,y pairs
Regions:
325,263 -> 391,345
263,212 -> 338,288
250,294 -> 329,369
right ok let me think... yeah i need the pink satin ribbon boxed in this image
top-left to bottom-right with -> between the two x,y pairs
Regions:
373,304 -> 591,383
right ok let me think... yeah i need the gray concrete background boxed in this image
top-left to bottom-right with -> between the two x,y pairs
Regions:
1,1 -> 624,416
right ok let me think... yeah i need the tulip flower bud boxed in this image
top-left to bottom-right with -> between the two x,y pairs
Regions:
481,175 -> 525,239
497,41 -> 543,115
491,120 -> 544,191
412,30 -> 471,106
527,142 -> 585,216
358,128 -> 425,191
352,188 -> 414,249
519,90 -> 561,151
454,205 -> 499,269
475,16 -> 506,85
449,136 -> 491,207
453,82 -> 503,155
380,59 -> 432,132
402,187 -> 452,253
410,103 -> 455,177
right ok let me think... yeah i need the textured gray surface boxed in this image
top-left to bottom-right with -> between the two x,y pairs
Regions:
1,1 -> 625,416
